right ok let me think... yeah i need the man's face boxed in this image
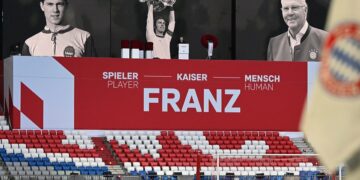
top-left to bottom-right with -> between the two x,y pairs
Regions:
155,19 -> 166,34
281,0 -> 307,32
41,0 -> 67,26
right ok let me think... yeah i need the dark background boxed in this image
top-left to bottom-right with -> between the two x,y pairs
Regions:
2,0 -> 331,60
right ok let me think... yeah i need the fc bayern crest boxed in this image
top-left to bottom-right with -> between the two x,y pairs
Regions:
320,23 -> 360,96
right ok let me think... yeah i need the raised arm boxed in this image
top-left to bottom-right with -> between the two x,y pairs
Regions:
146,4 -> 155,42
166,7 -> 175,37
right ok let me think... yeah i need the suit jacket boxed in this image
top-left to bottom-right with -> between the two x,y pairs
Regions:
267,26 -> 328,61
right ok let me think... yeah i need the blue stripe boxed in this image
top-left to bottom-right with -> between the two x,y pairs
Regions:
330,69 -> 349,82
348,38 -> 360,50
331,47 -> 360,73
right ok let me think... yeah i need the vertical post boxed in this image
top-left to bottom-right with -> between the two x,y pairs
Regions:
196,150 -> 201,180
216,153 -> 220,180
339,164 -> 343,180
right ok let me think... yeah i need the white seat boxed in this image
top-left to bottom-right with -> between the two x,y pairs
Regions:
202,149 -> 209,154
74,135 -> 81,140
245,140 -> 252,145
39,153 -> 46,158
299,162 -> 306,167
306,162 -> 313,167
135,140 -> 143,145
76,139 -> 84,144
245,167 -> 252,171
13,148 -> 21,154
165,171 -> 173,176
97,162 -> 106,167
241,171 -> 249,176
124,162 -> 132,168
248,145 -> 255,150
65,157 -> 72,162
145,166 -> 153,172
114,135 -> 122,140
152,153 -> 160,159
123,135 -> 131,140
157,171 -> 165,176
31,153 -> 39,158
288,167 -> 296,172
170,166 -> 178,171
49,157 -> 56,162
68,139 -> 76,144
129,144 -> 137,150
118,140 -> 126,145
83,162 -> 90,167
237,167 -> 245,171
259,141 -> 266,145
133,162 -> 141,167
182,171 -> 189,175
259,167 -> 267,171
141,149 -> 149,155
57,157 -> 65,162
162,166 -> 170,171
140,135 -> 148,140
153,166 -> 161,172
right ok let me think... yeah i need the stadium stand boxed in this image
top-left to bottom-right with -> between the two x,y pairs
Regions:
0,116 -> 331,179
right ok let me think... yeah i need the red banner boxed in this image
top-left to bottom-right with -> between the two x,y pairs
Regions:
55,58 -> 307,131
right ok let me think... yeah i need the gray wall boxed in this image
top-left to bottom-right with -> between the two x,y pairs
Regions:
2,0 -> 330,60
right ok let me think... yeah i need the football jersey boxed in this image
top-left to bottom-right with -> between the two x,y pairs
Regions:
22,25 -> 96,57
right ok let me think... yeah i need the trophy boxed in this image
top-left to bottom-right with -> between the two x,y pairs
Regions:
139,0 -> 176,12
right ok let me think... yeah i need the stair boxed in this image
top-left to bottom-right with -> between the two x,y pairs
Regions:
291,137 -> 315,154
92,137 -> 118,165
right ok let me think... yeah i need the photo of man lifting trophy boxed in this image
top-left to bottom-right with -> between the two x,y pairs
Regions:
141,0 -> 176,59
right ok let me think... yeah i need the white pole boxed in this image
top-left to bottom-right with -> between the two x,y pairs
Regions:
216,153 -> 219,180
339,164 -> 343,180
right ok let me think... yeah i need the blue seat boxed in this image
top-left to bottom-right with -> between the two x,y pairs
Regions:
88,170 -> 96,175
2,157 -> 10,162
54,166 -> 63,171
101,167 -> 108,172
36,161 -> 44,166
28,161 -> 37,166
80,170 -> 89,175
10,157 -> 19,162
130,170 -> 139,176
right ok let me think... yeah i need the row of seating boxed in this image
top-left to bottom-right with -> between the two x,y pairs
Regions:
0,129 -> 319,177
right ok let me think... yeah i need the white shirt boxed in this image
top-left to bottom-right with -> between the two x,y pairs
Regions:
146,5 -> 175,59
288,21 -> 309,54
